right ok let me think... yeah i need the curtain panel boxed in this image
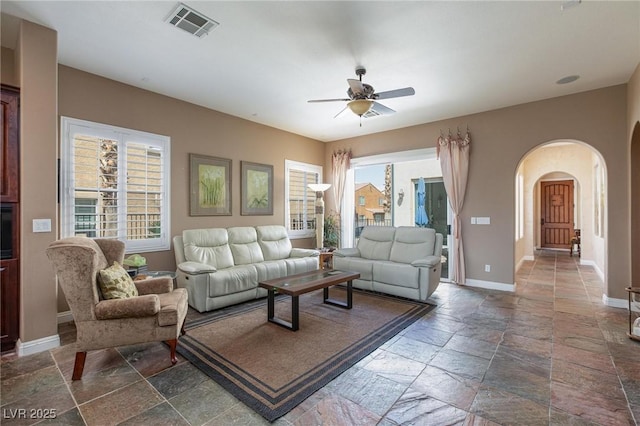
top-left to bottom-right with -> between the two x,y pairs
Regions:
332,149 -> 352,214
438,131 -> 471,285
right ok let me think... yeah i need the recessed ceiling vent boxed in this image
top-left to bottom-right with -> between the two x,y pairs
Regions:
362,109 -> 381,119
166,3 -> 219,38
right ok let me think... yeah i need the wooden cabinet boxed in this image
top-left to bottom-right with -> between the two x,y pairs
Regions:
1,85 -> 19,202
1,84 -> 20,352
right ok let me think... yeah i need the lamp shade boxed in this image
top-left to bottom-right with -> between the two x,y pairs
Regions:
347,99 -> 373,116
308,183 -> 331,192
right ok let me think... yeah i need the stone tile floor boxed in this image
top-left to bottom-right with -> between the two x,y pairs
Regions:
1,250 -> 639,425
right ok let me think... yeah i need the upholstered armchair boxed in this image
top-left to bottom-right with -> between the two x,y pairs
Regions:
46,237 -> 188,380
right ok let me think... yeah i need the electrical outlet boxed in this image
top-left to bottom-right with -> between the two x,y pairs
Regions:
484,264 -> 491,272
32,218 -> 52,233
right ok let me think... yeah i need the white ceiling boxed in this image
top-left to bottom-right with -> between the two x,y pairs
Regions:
1,1 -> 639,142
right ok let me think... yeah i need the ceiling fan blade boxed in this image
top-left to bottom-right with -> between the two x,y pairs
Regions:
347,79 -> 365,95
374,87 -> 415,100
308,98 -> 350,103
370,102 -> 396,116
333,105 -> 349,118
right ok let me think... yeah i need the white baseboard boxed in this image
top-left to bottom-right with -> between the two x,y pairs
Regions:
601,294 -> 629,310
579,259 -> 605,282
516,255 -> 535,272
57,310 -> 74,324
465,278 -> 516,293
16,334 -> 60,357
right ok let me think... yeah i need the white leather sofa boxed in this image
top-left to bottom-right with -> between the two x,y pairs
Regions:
333,226 -> 443,301
173,225 -> 319,312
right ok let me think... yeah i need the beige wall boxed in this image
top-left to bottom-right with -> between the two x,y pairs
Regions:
1,47 -> 18,87
629,64 -> 640,285
58,65 -> 324,273
325,85 -> 630,298
18,21 -> 59,345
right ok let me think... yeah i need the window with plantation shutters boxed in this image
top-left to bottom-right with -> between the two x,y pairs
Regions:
285,160 -> 322,238
60,117 -> 171,252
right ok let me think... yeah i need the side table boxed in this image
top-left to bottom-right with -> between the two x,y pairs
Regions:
319,252 -> 333,270
626,287 -> 640,342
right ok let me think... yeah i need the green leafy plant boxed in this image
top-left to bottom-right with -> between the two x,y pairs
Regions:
323,211 -> 341,249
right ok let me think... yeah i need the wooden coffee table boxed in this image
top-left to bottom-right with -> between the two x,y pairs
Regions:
258,269 -> 360,331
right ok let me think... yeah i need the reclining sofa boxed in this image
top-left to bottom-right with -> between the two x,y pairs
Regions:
173,225 -> 319,312
332,226 -> 443,301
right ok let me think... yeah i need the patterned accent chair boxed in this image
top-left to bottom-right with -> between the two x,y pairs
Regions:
46,237 -> 188,380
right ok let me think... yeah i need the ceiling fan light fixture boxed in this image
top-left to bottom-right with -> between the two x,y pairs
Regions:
348,99 -> 373,116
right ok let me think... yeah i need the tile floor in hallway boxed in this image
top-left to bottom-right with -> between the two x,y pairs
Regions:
1,250 -> 639,425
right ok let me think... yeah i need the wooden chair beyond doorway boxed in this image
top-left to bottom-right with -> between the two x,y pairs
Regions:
570,229 -> 581,257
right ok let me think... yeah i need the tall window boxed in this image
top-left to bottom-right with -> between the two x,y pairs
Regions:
61,117 -> 171,252
285,160 -> 322,238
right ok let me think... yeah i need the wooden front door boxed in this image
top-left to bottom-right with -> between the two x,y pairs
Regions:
541,180 -> 574,249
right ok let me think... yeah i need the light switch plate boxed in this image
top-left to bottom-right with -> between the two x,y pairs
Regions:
33,218 -> 52,233
476,217 -> 491,225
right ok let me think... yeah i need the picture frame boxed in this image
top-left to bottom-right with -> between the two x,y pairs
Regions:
241,161 -> 274,216
190,154 -> 232,216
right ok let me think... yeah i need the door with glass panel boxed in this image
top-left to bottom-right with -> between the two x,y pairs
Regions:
416,179 -> 450,280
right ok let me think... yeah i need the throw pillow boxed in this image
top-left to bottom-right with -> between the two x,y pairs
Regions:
98,261 -> 139,300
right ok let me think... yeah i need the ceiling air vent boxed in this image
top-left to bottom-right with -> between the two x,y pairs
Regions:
166,3 -> 219,38
362,109 -> 381,119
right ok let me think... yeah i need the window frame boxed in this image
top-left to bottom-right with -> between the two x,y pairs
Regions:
284,159 -> 323,239
60,117 -> 171,252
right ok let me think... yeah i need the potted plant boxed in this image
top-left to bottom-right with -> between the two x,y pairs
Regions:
323,211 -> 340,250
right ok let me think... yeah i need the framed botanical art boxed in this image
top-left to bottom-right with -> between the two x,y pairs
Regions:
241,161 -> 273,215
190,154 -> 232,216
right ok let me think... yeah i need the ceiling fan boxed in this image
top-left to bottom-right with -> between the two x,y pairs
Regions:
308,67 -> 415,124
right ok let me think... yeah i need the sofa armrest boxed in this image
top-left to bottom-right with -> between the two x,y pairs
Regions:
411,255 -> 442,268
134,277 -> 173,295
94,295 -> 160,320
178,261 -> 217,274
334,248 -> 361,258
290,248 -> 320,258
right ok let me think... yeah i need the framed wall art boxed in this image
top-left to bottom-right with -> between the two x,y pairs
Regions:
241,161 -> 273,215
190,154 -> 232,216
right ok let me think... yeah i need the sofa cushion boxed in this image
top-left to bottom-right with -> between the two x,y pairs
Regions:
97,261 -> 139,300
373,261 -> 420,289
253,260 -> 288,282
183,228 -> 234,269
390,227 -> 436,264
208,265 -> 258,297
256,225 -> 292,260
333,256 -> 374,281
357,227 -> 396,260
228,227 -> 265,265
284,257 -> 319,275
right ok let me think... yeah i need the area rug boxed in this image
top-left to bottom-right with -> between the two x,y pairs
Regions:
177,287 -> 435,422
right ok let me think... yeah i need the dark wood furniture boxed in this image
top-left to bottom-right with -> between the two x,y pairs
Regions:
570,229 -> 581,257
1,84 -> 20,352
258,269 -> 360,331
626,287 -> 640,342
319,251 -> 333,270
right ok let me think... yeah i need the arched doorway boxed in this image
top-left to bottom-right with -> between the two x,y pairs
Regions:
632,122 -> 640,285
515,141 -> 608,290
